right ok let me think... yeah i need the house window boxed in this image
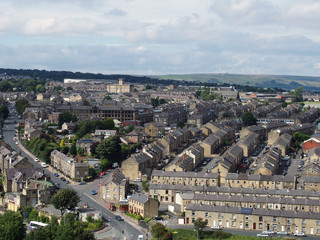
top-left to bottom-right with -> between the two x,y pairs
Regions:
287,225 -> 291,231
218,220 -> 222,226
232,221 -> 236,227
218,213 -> 222,219
302,227 -> 306,233
192,218 -> 195,223
273,217 -> 277,222
245,222 -> 249,228
302,219 -> 306,224
85,170 -> 87,175
245,216 -> 249,220
192,211 -> 195,216
120,188 -> 122,193
205,212 -> 209,217
154,190 -> 158,194
317,220 -> 320,226
273,224 -> 277,230
232,214 -> 236,220
287,218 -> 291,224
113,194 -> 116,199
259,216 -> 263,222
77,170 -> 80,175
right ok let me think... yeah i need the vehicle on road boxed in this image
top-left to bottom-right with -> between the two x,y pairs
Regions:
29,221 -> 48,229
65,180 -> 70,184
91,189 -> 97,195
294,232 -> 306,237
261,230 -> 274,235
256,233 -> 270,237
54,173 -> 59,177
137,235 -> 144,240
34,158 -> 39,162
60,177 -> 66,181
154,216 -> 163,220
277,231 -> 288,235
41,163 -> 48,168
54,183 -> 60,189
211,225 -> 222,230
115,215 -> 123,221
79,181 -> 86,185
133,178 -> 141,182
100,171 -> 106,176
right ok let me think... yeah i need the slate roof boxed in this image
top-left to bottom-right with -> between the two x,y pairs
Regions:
130,193 -> 149,204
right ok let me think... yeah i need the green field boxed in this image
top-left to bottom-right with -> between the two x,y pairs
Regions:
152,73 -> 320,90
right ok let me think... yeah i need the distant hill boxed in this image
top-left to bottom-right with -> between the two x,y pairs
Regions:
153,73 -> 320,91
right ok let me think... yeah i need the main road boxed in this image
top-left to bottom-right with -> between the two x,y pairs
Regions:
2,106 -> 143,240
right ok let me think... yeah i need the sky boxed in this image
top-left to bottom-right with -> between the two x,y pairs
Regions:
0,0 -> 320,76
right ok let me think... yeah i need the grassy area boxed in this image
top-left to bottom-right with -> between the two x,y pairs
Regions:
166,229 -> 295,240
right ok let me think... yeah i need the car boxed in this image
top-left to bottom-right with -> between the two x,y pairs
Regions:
65,180 -> 70,184
54,173 -> 59,177
294,232 -> 306,237
277,231 -> 288,235
261,230 -> 274,235
203,161 -> 207,165
100,171 -> 106,176
133,178 -> 141,182
54,183 -> 60,189
41,163 -> 48,168
154,216 -> 163,220
60,177 -> 66,181
256,233 -> 270,237
79,181 -> 86,185
283,170 -> 287,175
137,235 -> 144,240
34,158 -> 39,162
115,215 -> 123,221
211,225 -> 222,230
91,189 -> 97,195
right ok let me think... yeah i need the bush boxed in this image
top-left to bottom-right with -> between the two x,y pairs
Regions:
212,230 -> 232,239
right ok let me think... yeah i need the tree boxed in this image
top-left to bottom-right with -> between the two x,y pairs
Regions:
96,136 -> 121,163
241,112 -> 257,126
151,223 -> 166,239
293,86 -> 303,102
176,120 -> 185,128
104,95 -> 112,100
293,132 -> 310,147
89,168 -> 97,179
0,80 -> 13,92
51,188 -> 80,216
0,211 -> 26,240
35,84 -> 45,93
90,141 -> 99,156
102,118 -> 115,129
58,110 -> 74,127
70,144 -> 77,156
0,106 -> 9,119
15,98 -> 30,116
194,218 -> 207,238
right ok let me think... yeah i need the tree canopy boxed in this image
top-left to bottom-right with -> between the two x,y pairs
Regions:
58,111 -> 77,127
51,188 -> 80,216
0,211 -> 26,240
96,136 -> 121,167
241,112 -> 257,126
15,98 -> 30,116
194,218 -> 207,237
293,86 -> 303,102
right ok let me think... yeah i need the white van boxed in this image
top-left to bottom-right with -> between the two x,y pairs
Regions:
137,235 -> 144,240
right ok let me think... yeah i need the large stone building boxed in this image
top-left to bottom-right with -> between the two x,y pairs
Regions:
106,78 -> 133,93
100,169 -> 128,202
50,150 -> 89,179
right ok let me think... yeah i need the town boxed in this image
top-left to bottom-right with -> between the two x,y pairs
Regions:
0,73 -> 320,240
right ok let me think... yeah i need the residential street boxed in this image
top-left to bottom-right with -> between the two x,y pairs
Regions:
2,109 -> 144,240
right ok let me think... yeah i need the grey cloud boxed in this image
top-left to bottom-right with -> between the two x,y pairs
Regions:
105,8 -> 127,16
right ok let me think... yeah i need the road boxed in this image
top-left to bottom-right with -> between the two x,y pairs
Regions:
2,106 -> 143,240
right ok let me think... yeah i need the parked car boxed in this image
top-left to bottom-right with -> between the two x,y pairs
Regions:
137,235 -> 144,240
154,216 -> 163,220
294,232 -> 306,237
91,189 -> 97,195
41,163 -> 48,168
134,178 -> 141,182
79,181 -> 86,185
65,180 -> 70,184
54,173 -> 59,177
34,158 -> 39,162
261,230 -> 274,235
256,233 -> 270,237
211,225 -> 222,230
100,171 -> 106,176
54,183 -> 60,189
115,215 -> 123,221
277,231 -> 288,235
60,177 -> 66,181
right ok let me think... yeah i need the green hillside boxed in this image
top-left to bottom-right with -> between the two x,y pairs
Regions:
153,73 -> 320,91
